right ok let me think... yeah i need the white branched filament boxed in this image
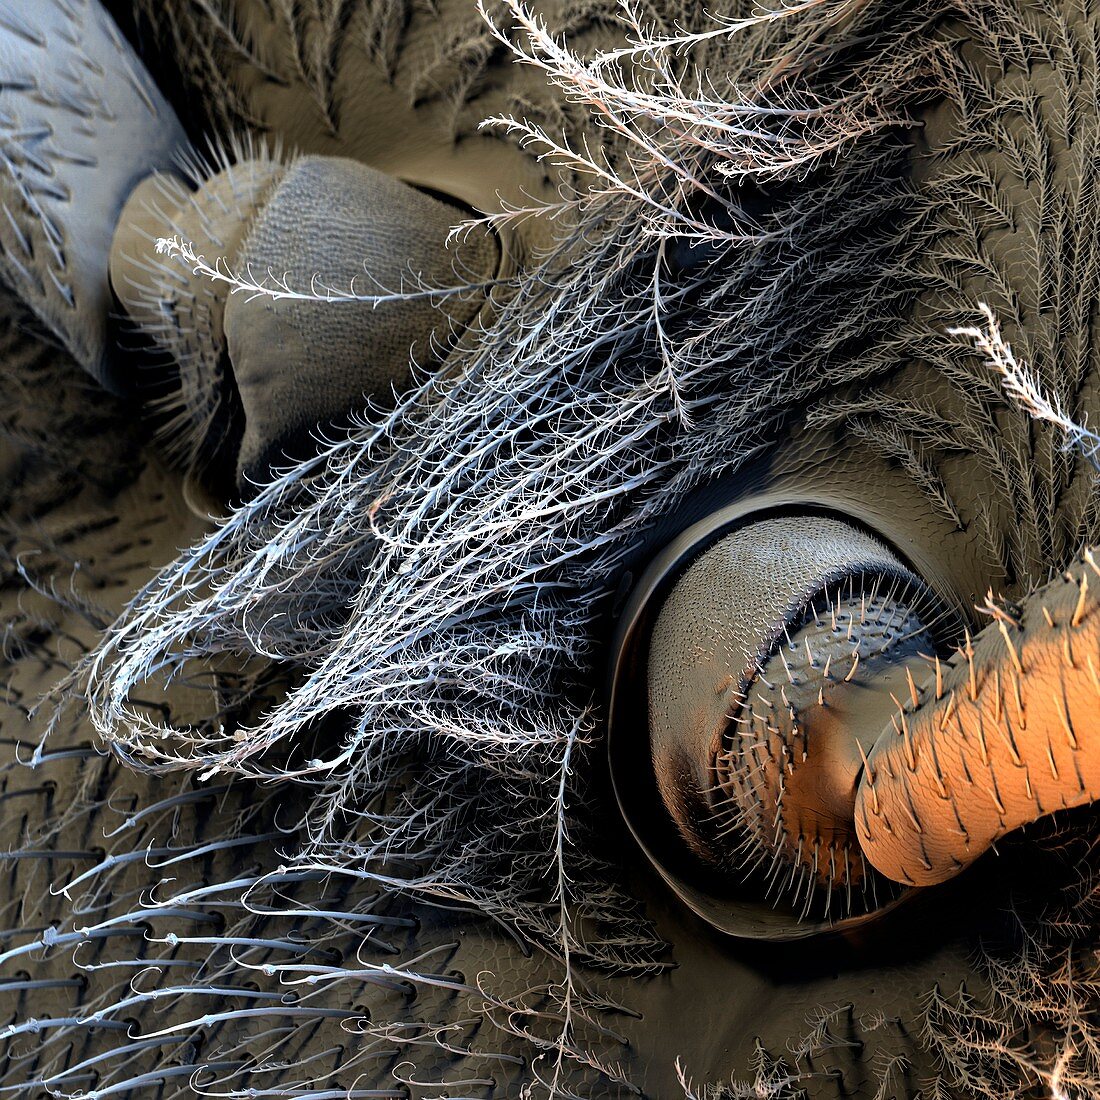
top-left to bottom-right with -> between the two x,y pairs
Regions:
61,2 -> 941,1095
5,0 -> 1100,1098
154,233 -> 498,306
950,303 -> 1100,472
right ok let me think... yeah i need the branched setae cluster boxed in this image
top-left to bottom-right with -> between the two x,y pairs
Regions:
32,1 -> 1100,1097
64,2 -> 947,1094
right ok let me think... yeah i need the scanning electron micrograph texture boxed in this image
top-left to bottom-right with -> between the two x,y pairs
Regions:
0,1 -> 1099,1099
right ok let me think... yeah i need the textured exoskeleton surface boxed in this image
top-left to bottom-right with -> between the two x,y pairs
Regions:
1,1 -> 1100,1099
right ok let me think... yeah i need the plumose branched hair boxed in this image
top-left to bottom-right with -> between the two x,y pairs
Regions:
6,0 -> 1100,1097
77,0 -> 935,1005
